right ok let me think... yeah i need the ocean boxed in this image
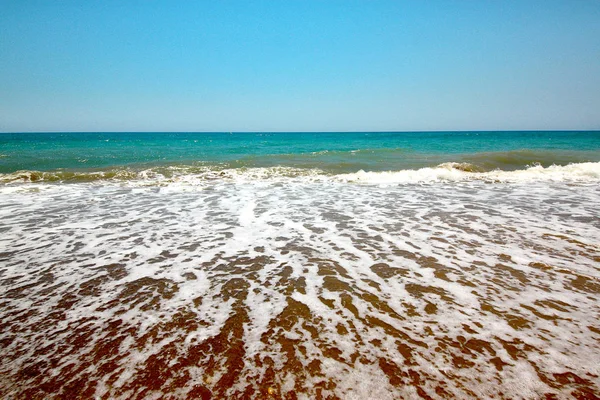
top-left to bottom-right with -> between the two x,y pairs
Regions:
1,131 -> 599,399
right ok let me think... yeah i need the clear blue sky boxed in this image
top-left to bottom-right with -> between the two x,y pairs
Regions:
1,1 -> 599,132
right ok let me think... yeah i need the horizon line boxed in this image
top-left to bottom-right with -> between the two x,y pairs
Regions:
1,129 -> 600,134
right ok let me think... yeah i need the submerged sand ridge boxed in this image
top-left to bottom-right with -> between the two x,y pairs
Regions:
0,179 -> 599,399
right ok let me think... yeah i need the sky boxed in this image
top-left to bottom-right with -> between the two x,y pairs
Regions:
1,1 -> 599,132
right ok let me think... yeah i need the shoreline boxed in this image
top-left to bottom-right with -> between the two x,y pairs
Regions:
1,179 -> 599,398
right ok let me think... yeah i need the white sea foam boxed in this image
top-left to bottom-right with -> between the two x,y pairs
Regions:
0,176 -> 599,398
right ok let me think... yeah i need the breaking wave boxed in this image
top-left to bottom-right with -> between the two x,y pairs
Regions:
336,162 -> 600,184
1,162 -> 599,185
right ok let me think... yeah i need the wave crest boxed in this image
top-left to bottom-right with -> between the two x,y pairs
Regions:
337,162 -> 600,184
1,162 -> 599,185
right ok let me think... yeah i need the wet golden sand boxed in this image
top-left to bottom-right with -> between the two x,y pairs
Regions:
2,247 -> 600,399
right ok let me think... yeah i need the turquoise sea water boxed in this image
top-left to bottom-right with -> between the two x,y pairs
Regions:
1,131 -> 599,179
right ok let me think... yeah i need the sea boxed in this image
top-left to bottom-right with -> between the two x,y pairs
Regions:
1,131 -> 599,399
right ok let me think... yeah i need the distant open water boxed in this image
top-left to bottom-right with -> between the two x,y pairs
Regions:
1,131 -> 599,399
1,131 -> 599,178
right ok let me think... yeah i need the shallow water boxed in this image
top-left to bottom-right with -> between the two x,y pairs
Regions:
1,175 -> 599,399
